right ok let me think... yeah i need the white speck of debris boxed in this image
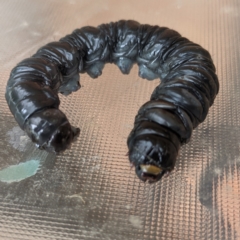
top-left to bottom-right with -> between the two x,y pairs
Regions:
66,194 -> 85,203
129,215 -> 142,229
221,6 -> 238,16
176,0 -> 182,9
222,6 -> 234,14
92,155 -> 101,161
123,123 -> 134,130
125,205 -> 131,210
91,164 -> 101,172
53,31 -> 62,37
31,31 -> 42,36
214,168 -> 222,175
20,21 -> 29,27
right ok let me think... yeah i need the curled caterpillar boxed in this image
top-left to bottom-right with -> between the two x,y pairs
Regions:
5,20 -> 219,183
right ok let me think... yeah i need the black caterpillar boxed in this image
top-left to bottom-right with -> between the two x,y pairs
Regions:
5,20 -> 219,183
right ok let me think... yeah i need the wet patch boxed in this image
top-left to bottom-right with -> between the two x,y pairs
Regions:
0,160 -> 40,183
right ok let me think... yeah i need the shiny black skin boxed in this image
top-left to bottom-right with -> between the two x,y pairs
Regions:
5,20 -> 219,182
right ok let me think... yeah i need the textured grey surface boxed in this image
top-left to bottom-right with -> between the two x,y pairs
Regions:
0,0 -> 240,239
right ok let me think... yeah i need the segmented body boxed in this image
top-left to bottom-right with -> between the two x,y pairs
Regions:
5,20 -> 219,182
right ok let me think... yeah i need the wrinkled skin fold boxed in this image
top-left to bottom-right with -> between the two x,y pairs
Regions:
5,20 -> 219,182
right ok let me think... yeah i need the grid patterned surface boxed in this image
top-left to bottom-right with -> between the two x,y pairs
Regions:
0,0 -> 240,239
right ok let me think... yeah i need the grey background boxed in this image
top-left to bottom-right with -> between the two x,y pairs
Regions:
0,0 -> 240,239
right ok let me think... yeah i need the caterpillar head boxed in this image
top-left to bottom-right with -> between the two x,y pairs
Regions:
128,135 -> 178,183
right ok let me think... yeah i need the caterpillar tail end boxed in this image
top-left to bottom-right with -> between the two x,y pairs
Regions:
24,109 -> 80,154
36,124 -> 80,153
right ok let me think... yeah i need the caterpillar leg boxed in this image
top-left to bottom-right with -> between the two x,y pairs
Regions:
59,74 -> 81,96
85,62 -> 105,79
138,64 -> 159,80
